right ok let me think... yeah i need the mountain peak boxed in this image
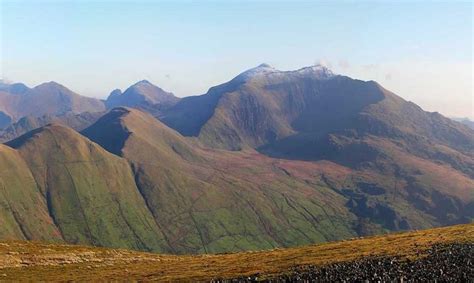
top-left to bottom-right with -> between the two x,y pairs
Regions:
106,80 -> 178,109
33,81 -> 72,94
109,89 -> 122,98
234,63 -> 277,82
295,64 -> 335,79
133,79 -> 153,86
36,81 -> 65,88
257,63 -> 273,68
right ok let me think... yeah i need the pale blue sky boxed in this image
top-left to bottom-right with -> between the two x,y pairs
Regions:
1,0 -> 472,118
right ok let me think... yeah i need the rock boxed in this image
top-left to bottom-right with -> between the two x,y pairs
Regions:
225,243 -> 474,282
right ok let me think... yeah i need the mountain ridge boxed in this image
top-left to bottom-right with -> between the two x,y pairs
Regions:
0,64 -> 472,255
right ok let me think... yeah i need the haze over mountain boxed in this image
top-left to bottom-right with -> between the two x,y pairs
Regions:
0,81 -> 105,127
0,112 -> 103,143
105,80 -> 179,112
0,64 -> 472,254
452,117 -> 474,130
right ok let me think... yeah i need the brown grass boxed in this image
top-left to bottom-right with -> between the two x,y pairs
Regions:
0,223 -> 472,281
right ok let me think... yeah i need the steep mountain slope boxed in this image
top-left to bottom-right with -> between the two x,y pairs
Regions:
83,108 -> 473,254
0,111 -> 103,143
105,80 -> 179,111
0,65 -> 472,255
5,124 -> 168,252
161,65 -> 474,174
84,108 -> 360,253
0,82 -> 105,124
0,144 -> 61,241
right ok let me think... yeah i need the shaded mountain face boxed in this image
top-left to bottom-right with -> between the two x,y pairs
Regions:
162,64 -> 473,152
0,81 -> 105,125
161,65 -> 474,178
105,80 -> 179,111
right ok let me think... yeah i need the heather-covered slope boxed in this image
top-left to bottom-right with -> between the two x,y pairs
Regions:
84,108 -> 473,254
84,108 -> 359,253
5,124 -> 169,252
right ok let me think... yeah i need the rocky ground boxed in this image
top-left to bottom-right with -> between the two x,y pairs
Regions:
227,243 -> 473,282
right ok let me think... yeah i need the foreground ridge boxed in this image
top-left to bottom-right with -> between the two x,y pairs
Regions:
0,223 -> 472,281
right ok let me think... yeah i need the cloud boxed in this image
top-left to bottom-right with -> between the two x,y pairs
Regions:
385,73 -> 392,80
315,59 -> 333,69
338,59 -> 350,69
363,64 -> 379,71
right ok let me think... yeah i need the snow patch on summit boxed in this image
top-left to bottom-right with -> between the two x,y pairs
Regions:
295,65 -> 335,79
234,63 -> 277,82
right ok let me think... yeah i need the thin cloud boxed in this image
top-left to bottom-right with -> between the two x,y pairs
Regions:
338,59 -> 350,69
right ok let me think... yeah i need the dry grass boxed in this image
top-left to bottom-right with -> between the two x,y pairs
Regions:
0,223 -> 472,281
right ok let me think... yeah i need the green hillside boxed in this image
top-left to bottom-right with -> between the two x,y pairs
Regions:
6,124 -> 169,252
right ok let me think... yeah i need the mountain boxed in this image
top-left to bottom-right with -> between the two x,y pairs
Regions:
1,223 -> 471,281
0,107 -> 472,254
452,117 -> 474,130
0,64 -> 472,255
0,81 -> 105,126
83,107 -> 358,253
0,82 -> 29,95
4,124 -> 169,252
83,107 -> 473,253
0,111 -> 103,143
105,80 -> 179,111
162,64 -> 473,153
161,64 -> 474,178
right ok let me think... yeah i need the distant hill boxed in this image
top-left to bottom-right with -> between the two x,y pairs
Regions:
105,80 -> 179,111
0,223 -> 471,281
0,111 -> 103,143
452,117 -> 474,130
0,81 -> 105,127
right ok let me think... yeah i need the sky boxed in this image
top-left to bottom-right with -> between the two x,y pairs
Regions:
1,0 -> 473,119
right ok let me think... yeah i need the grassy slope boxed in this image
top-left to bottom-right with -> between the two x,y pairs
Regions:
1,108 -> 471,255
0,145 -> 61,241
83,108 -> 474,254
84,108 -> 358,254
6,124 -> 169,252
0,223 -> 471,281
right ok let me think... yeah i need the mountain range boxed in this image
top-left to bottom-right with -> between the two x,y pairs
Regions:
0,64 -> 472,254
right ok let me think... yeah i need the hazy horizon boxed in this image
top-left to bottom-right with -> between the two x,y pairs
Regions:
1,1 -> 472,119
